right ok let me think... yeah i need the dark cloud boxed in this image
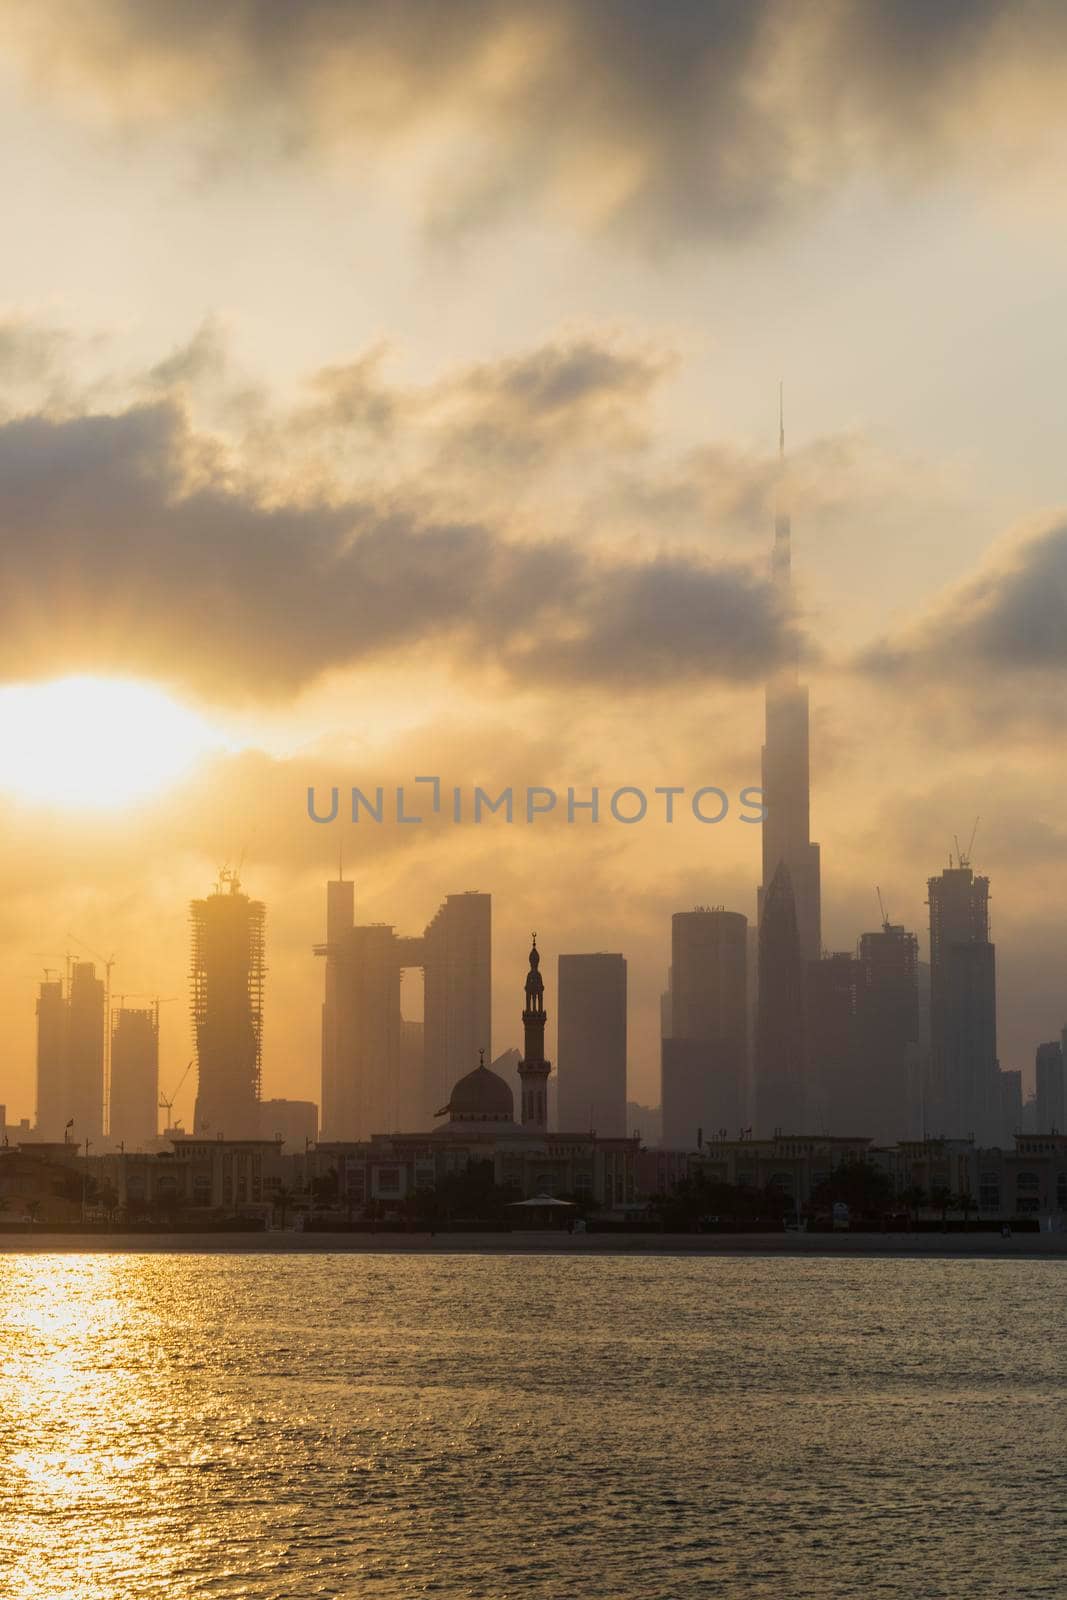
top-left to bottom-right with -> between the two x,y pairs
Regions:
430,339 -> 666,470
9,0 -> 1067,242
0,387 -> 795,700
863,517 -> 1067,679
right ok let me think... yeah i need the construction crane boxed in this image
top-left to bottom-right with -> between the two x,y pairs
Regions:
955,816 -> 981,870
876,887 -> 891,933
159,1060 -> 194,1134
112,995 -> 179,1030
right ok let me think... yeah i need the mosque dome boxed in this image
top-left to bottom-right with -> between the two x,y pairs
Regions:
435,1053 -> 515,1124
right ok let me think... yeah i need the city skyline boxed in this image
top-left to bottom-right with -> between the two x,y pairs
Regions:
2,4 -> 1067,1129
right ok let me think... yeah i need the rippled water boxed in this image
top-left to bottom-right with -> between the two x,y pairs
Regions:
1,1252 -> 1065,1598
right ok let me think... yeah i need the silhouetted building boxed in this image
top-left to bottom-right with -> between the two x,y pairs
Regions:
662,910 -> 747,1145
34,976 -> 67,1141
927,860 -> 997,1142
319,875 -> 355,1138
758,408 -> 821,965
109,1006 -> 159,1149
191,871 -> 265,1139
856,923 -> 921,1142
325,921 -> 403,1138
755,864 -> 807,1132
317,883 -> 490,1137
518,937 -> 551,1129
418,892 -> 492,1124
1035,1041 -> 1065,1132
557,953 -> 627,1136
66,962 -> 105,1146
807,952 -> 860,1133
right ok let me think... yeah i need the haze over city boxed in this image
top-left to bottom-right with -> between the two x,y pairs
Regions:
2,0 -> 1067,1129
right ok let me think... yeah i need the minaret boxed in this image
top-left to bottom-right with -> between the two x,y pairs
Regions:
757,387 -> 821,963
517,934 -> 551,1130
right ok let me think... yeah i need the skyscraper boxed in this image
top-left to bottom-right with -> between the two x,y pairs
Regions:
855,922 -> 921,1142
758,395 -> 821,966
927,858 -> 997,1142
755,864 -> 806,1133
806,951 -> 860,1133
109,1006 -> 159,1149
319,874 -> 355,1137
661,911 -> 747,1146
66,961 -> 105,1145
557,953 -> 627,1136
316,883 -> 490,1136
1035,1040 -> 1065,1133
420,892 -> 491,1122
34,975 -> 67,1141
190,871 -> 265,1138
327,922 -> 403,1137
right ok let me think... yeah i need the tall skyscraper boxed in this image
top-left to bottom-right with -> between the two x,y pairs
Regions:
855,922 -> 921,1142
419,892 -> 491,1122
1035,1040 -> 1065,1132
557,953 -> 627,1135
755,864 -> 806,1133
927,858 -> 997,1142
662,911 -> 747,1146
190,871 -> 265,1138
66,961 -> 105,1145
806,951 -> 860,1133
109,1005 -> 159,1149
757,395 -> 821,966
517,936 -> 551,1129
319,874 -> 355,1137
317,883 -> 490,1136
34,975 -> 68,1141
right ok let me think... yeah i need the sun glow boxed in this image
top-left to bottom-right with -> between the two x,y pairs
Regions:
0,677 -> 228,808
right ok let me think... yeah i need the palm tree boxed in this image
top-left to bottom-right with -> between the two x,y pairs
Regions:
899,1184 -> 927,1225
929,1184 -> 955,1225
273,1185 -> 296,1230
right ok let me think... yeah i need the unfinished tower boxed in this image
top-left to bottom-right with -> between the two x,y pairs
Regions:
191,870 -> 265,1138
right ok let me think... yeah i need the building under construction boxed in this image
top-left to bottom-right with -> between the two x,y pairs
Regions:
190,871 -> 265,1139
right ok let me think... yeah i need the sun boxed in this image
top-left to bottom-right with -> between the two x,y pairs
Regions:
0,676 -> 229,809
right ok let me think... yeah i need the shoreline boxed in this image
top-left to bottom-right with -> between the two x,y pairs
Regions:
2,1230 -> 1066,1258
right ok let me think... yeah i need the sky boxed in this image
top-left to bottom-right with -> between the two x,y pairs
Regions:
2,0 -> 1067,1126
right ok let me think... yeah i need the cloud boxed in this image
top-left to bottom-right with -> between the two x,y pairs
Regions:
0,368 -> 796,700
7,1 -> 1067,244
856,514 -> 1067,744
145,318 -> 228,390
864,516 -> 1067,676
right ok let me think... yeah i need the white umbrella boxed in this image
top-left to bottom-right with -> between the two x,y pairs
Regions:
507,1194 -> 576,1207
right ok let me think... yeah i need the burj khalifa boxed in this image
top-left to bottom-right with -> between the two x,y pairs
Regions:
755,393 -> 820,1132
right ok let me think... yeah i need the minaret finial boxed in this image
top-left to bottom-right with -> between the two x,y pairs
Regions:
479,1047 -> 485,1068
531,931 -> 537,948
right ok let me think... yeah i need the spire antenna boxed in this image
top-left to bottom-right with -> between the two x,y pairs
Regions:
779,379 -> 785,462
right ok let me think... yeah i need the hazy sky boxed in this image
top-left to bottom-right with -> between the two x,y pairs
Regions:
2,0 -> 1067,1125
